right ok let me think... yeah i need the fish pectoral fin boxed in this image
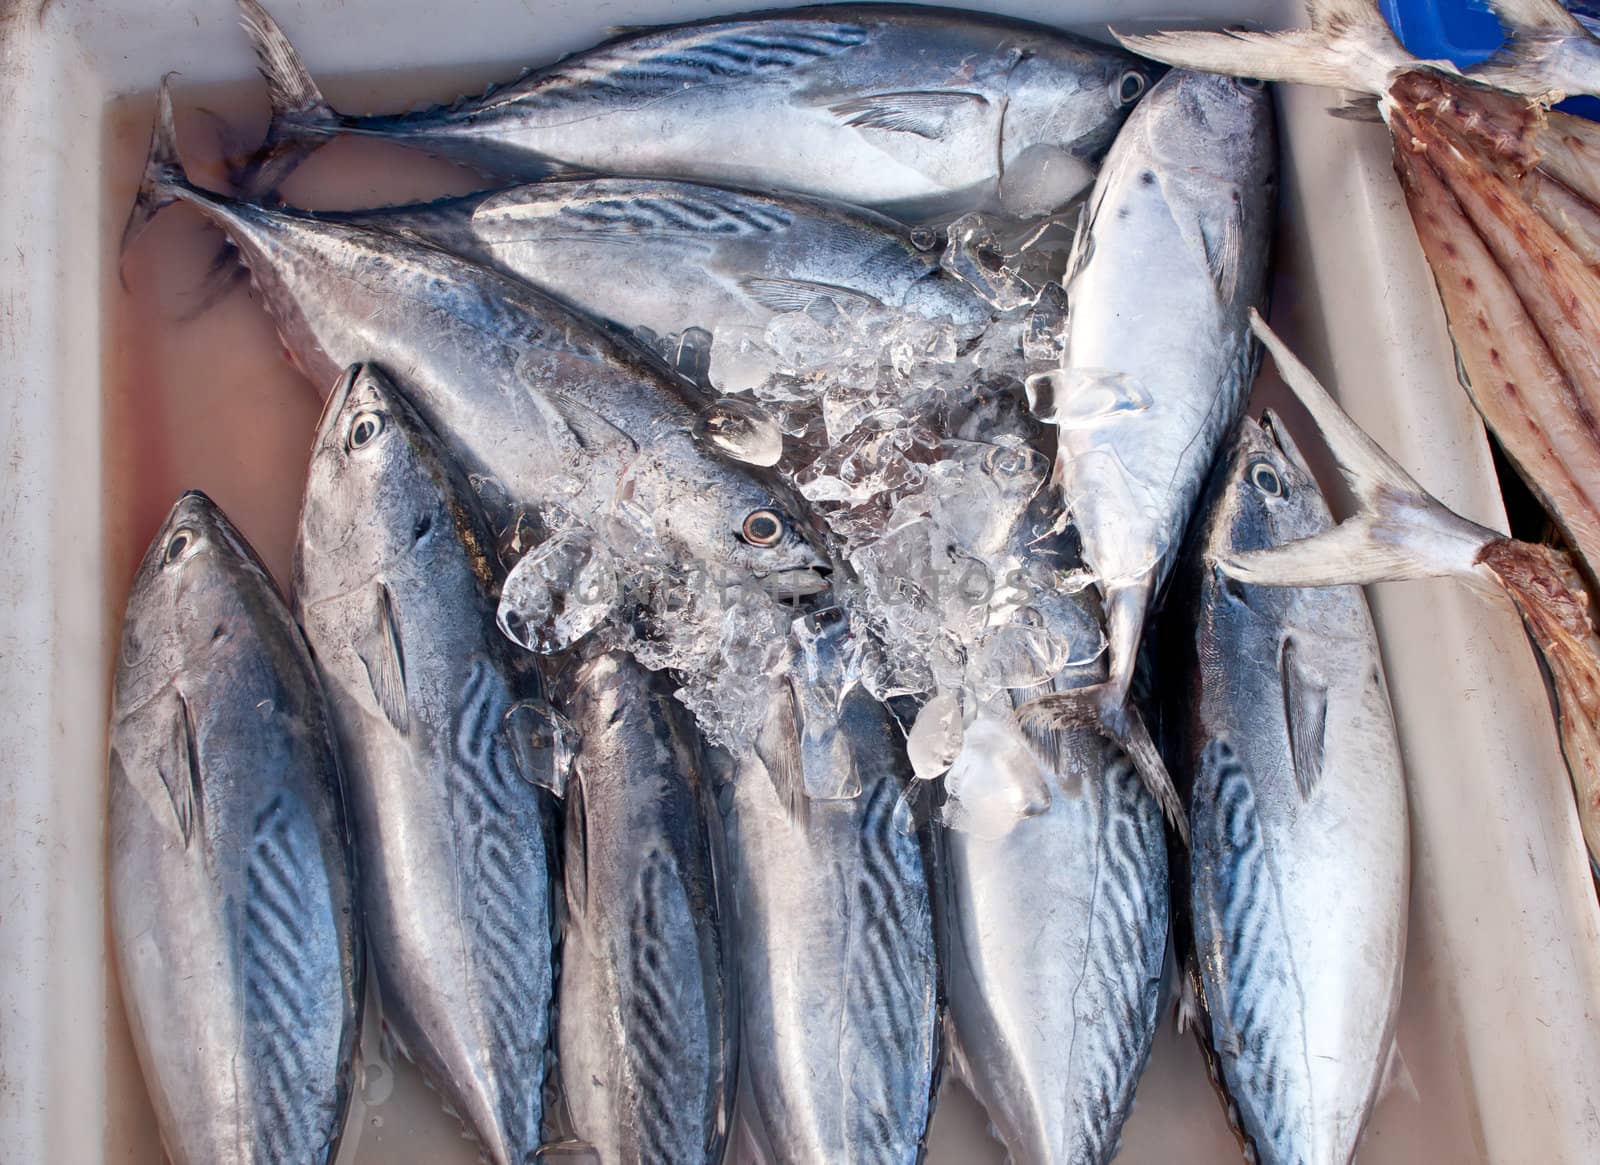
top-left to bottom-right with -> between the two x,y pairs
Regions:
152,690 -> 204,848
502,699 -> 575,797
1198,197 -> 1244,304
754,674 -> 811,825
829,89 -> 989,140
1224,312 -> 1499,588
1279,636 -> 1329,799
1015,686 -> 1190,847
356,581 -> 409,732
738,275 -> 883,316
545,390 -> 640,457
536,1139 -> 600,1162
562,775 -> 590,918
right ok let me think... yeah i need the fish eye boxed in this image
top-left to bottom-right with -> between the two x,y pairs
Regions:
741,510 -> 784,548
1238,76 -> 1266,91
348,410 -> 384,451
164,527 -> 197,564
1117,70 -> 1147,105
1247,458 -> 1284,497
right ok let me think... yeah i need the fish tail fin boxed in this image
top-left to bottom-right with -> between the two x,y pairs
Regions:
120,75 -> 193,281
1218,312 -> 1498,588
1115,0 -> 1420,96
1475,0 -> 1600,100
1015,686 -> 1190,847
234,0 -> 342,199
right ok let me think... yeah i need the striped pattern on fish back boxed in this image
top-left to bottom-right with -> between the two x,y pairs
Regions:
1068,754 -> 1168,1165
621,845 -> 715,1164
1193,739 -> 1305,1164
551,188 -> 793,237
449,657 -> 554,1154
842,767 -> 937,1164
241,790 -> 341,1164
515,23 -> 871,109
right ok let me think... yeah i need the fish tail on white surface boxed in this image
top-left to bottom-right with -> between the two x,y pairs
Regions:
234,0 -> 344,196
1476,0 -> 1600,101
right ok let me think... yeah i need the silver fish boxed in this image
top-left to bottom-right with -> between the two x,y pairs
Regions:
719,611 -> 939,1164
238,0 -> 1157,218
553,649 -> 737,1165
108,490 -> 361,1165
937,429 -> 1168,1162
125,81 -> 830,600
293,365 -> 559,1165
1023,68 -> 1274,784
1168,413 -> 1409,1165
212,175 -> 993,397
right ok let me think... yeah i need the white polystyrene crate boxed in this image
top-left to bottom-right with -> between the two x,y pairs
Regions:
3,1 -> 1599,1161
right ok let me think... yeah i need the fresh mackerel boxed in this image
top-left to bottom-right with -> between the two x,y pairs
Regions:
109,491 -> 361,1165
294,366 -> 559,1165
239,1 -> 1156,217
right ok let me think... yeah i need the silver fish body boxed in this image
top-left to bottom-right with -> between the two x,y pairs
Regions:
943,531 -> 1168,1165
554,649 -> 736,1165
1046,68 -> 1275,710
275,176 -> 993,397
128,88 -> 829,597
242,2 -> 1157,217
108,490 -> 360,1165
1170,415 -> 1408,1165
293,366 -> 559,1165
719,632 -> 939,1164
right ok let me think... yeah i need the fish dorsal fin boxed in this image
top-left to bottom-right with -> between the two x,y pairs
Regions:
738,275 -> 883,316
357,581 -> 409,732
502,698 -> 575,797
829,90 -> 989,139
154,690 -> 204,847
563,773 -> 590,918
1279,636 -> 1328,799
514,21 -> 870,110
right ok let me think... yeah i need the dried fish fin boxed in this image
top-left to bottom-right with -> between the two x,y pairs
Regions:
1116,0 -> 1421,97
1222,312 -> 1499,588
357,581 -> 410,732
1479,539 -> 1600,869
1015,687 -> 1190,847
1390,99 -> 1600,573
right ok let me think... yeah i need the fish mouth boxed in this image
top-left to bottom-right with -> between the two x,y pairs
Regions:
758,565 -> 833,600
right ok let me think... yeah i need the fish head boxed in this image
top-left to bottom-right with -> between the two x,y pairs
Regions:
115,490 -> 274,717
998,47 -> 1161,212
296,363 -> 489,603
640,447 -> 834,600
1141,69 -> 1275,186
930,435 -> 1050,559
1204,411 -> 1336,572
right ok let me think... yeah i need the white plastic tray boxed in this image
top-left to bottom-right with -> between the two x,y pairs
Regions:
4,1 -> 1600,1161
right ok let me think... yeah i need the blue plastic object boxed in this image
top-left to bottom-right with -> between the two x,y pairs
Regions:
1378,0 -> 1600,118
